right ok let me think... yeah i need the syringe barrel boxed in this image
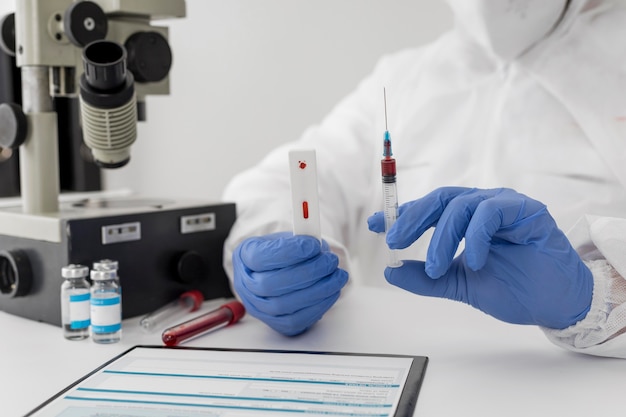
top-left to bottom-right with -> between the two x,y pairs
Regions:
382,182 -> 399,231
382,181 -> 402,268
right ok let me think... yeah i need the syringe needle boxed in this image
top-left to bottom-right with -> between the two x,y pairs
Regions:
384,87 -> 388,131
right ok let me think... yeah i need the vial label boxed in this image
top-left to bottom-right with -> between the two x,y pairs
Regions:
69,292 -> 91,329
91,295 -> 121,333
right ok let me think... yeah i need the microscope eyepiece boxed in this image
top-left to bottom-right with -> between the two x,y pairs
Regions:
80,40 -> 135,109
79,40 -> 137,169
83,40 -> 127,91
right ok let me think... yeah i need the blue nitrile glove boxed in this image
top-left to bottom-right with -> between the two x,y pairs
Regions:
367,187 -> 593,329
232,232 -> 349,336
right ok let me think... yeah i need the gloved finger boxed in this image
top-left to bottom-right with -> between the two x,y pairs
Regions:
239,233 -> 326,272
384,260 -> 468,303
368,203 -> 419,233
464,191 -> 549,270
243,252 -> 342,297
368,204 -> 418,234
387,186 -> 472,250
243,292 -> 341,336
237,268 -> 348,316
367,211 -> 385,233
425,188 -> 504,278
233,260 -> 345,336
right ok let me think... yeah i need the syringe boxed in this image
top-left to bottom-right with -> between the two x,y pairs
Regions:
381,89 -> 403,268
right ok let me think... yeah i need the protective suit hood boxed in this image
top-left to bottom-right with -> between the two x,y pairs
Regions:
445,0 -> 589,61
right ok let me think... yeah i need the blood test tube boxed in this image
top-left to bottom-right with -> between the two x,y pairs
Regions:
139,290 -> 204,332
161,300 -> 246,346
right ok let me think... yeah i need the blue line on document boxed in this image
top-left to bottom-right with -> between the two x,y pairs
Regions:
102,370 -> 400,388
76,387 -> 392,408
64,396 -> 392,416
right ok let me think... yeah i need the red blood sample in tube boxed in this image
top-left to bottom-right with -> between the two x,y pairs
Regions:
162,300 -> 245,347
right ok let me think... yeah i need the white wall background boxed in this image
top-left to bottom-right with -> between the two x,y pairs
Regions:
1,0 -> 452,201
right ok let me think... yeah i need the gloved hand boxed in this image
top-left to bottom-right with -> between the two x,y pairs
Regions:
232,232 -> 349,336
367,187 -> 593,329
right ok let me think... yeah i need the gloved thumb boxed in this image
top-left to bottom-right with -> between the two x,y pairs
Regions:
384,260 -> 467,302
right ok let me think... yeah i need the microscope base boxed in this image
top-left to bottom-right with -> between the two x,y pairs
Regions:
0,199 -> 236,326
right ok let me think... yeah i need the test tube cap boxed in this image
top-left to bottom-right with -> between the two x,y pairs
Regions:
222,300 -> 246,324
180,290 -> 204,311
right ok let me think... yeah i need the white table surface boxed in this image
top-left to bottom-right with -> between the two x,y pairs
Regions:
1,284 -> 625,416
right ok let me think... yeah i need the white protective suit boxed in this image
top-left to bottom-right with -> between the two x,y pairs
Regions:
223,0 -> 626,358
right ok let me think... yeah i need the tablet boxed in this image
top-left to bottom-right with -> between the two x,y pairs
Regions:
26,345 -> 429,417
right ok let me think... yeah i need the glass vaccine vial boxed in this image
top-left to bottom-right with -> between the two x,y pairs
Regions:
60,264 -> 91,340
90,267 -> 122,343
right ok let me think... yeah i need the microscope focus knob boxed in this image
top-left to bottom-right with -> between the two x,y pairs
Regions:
176,251 -> 208,284
0,13 -> 15,56
0,250 -> 33,298
125,31 -> 173,83
64,1 -> 108,47
0,103 -> 27,150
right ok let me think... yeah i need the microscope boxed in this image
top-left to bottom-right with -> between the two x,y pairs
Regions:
0,0 -> 236,325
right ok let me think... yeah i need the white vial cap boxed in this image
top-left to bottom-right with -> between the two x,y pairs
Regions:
90,269 -> 118,281
93,259 -> 118,271
62,264 -> 89,278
